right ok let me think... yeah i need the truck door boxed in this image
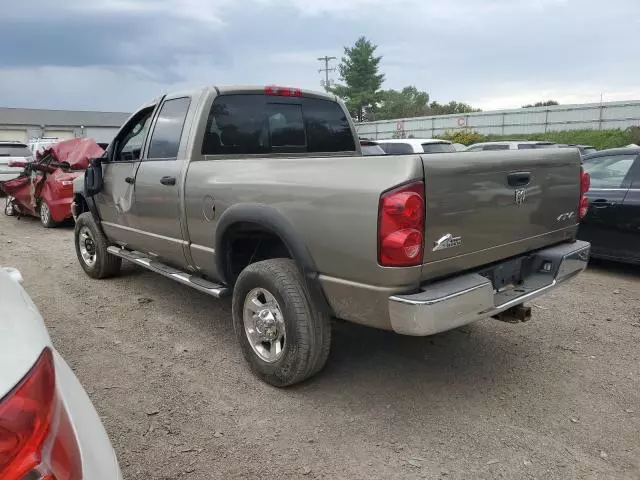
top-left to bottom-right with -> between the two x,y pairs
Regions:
96,106 -> 156,247
579,152 -> 639,260
125,95 -> 192,267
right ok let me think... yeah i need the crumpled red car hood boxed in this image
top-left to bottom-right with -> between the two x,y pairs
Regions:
38,138 -> 104,170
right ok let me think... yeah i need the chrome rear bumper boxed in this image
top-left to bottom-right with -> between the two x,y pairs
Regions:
389,240 -> 590,336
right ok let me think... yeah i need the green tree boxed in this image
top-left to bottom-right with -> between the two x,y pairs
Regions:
429,101 -> 481,115
375,86 -> 430,120
522,100 -> 559,108
332,36 -> 385,122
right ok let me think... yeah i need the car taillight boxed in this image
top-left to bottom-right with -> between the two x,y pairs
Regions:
264,86 -> 302,97
578,166 -> 590,220
378,181 -> 425,267
0,348 -> 82,480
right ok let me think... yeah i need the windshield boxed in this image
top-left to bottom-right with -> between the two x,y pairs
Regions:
0,145 -> 32,157
421,142 -> 456,154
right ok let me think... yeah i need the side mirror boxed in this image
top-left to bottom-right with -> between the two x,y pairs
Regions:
85,157 -> 104,196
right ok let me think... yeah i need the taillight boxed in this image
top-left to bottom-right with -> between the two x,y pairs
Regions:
378,181 -> 425,267
578,166 -> 590,220
264,86 -> 302,97
0,348 -> 82,480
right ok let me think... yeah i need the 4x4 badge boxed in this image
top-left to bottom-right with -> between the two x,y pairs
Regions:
515,188 -> 526,206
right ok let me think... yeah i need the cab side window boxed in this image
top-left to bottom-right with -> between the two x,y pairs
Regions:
147,97 -> 191,160
115,108 -> 154,162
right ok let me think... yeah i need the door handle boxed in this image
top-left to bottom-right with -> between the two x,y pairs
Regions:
508,172 -> 531,188
125,176 -> 135,185
591,199 -> 616,208
160,176 -> 176,186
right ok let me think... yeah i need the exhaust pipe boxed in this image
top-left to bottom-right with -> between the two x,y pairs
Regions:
493,304 -> 532,324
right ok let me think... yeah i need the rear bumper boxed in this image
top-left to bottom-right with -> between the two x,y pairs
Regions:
389,240 -> 590,336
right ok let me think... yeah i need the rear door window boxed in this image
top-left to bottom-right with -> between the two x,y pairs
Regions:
0,145 -> 31,157
202,94 -> 355,155
583,154 -> 637,189
482,144 -> 510,150
147,97 -> 191,160
378,143 -> 413,155
421,142 -> 455,154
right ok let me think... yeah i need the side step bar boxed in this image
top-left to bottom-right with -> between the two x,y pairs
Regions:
107,246 -> 230,298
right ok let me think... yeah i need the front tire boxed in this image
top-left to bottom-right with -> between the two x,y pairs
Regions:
39,201 -> 56,228
232,259 -> 331,387
74,212 -> 122,279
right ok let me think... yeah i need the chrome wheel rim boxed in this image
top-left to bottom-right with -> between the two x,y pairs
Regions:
40,202 -> 50,225
78,226 -> 97,267
243,288 -> 286,363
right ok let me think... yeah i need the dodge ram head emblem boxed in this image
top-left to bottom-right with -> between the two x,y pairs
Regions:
433,234 -> 463,252
514,188 -> 526,206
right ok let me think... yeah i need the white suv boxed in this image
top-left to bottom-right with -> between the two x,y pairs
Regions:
375,138 -> 456,155
0,141 -> 32,183
465,141 -> 556,151
27,137 -> 60,157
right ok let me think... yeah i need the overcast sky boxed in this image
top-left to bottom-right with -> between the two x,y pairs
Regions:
1,0 -> 638,113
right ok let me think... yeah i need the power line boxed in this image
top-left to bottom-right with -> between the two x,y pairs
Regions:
318,56 -> 336,91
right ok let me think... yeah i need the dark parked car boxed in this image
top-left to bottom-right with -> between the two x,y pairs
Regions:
578,147 -> 640,264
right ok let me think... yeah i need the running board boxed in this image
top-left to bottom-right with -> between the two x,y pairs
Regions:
107,246 -> 229,298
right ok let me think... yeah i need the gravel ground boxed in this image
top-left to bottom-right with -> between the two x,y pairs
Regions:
1,213 -> 639,480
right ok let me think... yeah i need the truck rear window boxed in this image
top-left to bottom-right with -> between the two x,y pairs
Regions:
202,95 -> 355,155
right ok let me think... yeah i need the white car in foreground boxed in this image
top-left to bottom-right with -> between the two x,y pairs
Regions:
0,267 -> 122,480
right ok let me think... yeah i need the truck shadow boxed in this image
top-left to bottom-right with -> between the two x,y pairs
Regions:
587,258 -> 640,279
113,262 -> 564,411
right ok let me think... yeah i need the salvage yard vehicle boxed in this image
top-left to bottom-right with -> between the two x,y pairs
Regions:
577,146 -> 640,264
376,138 -> 456,154
1,138 -> 103,226
72,85 -> 591,387
466,140 -> 556,151
359,138 -> 386,156
0,141 -> 32,184
0,267 -> 122,479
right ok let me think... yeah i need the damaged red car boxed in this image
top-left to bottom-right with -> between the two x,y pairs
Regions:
1,138 -> 104,227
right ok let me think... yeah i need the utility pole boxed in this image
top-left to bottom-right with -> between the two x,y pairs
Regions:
318,56 -> 336,91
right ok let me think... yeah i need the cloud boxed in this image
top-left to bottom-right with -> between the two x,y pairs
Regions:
0,0 -> 638,111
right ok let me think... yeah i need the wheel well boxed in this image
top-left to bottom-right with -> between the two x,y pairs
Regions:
74,194 -> 89,214
222,222 -> 292,284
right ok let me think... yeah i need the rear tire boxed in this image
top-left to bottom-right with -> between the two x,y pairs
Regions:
232,259 -> 331,387
74,212 -> 121,279
39,201 -> 56,228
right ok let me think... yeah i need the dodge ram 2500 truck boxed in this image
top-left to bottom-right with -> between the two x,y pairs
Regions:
72,85 -> 591,387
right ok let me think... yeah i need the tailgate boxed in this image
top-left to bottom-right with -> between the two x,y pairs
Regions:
420,148 -> 581,281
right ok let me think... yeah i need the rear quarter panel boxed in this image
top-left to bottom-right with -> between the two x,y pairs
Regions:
184,154 -> 425,287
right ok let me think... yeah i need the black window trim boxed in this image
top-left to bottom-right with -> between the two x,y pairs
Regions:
143,96 -> 192,162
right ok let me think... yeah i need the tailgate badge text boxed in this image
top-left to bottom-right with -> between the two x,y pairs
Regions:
515,188 -> 526,206
433,234 -> 463,252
